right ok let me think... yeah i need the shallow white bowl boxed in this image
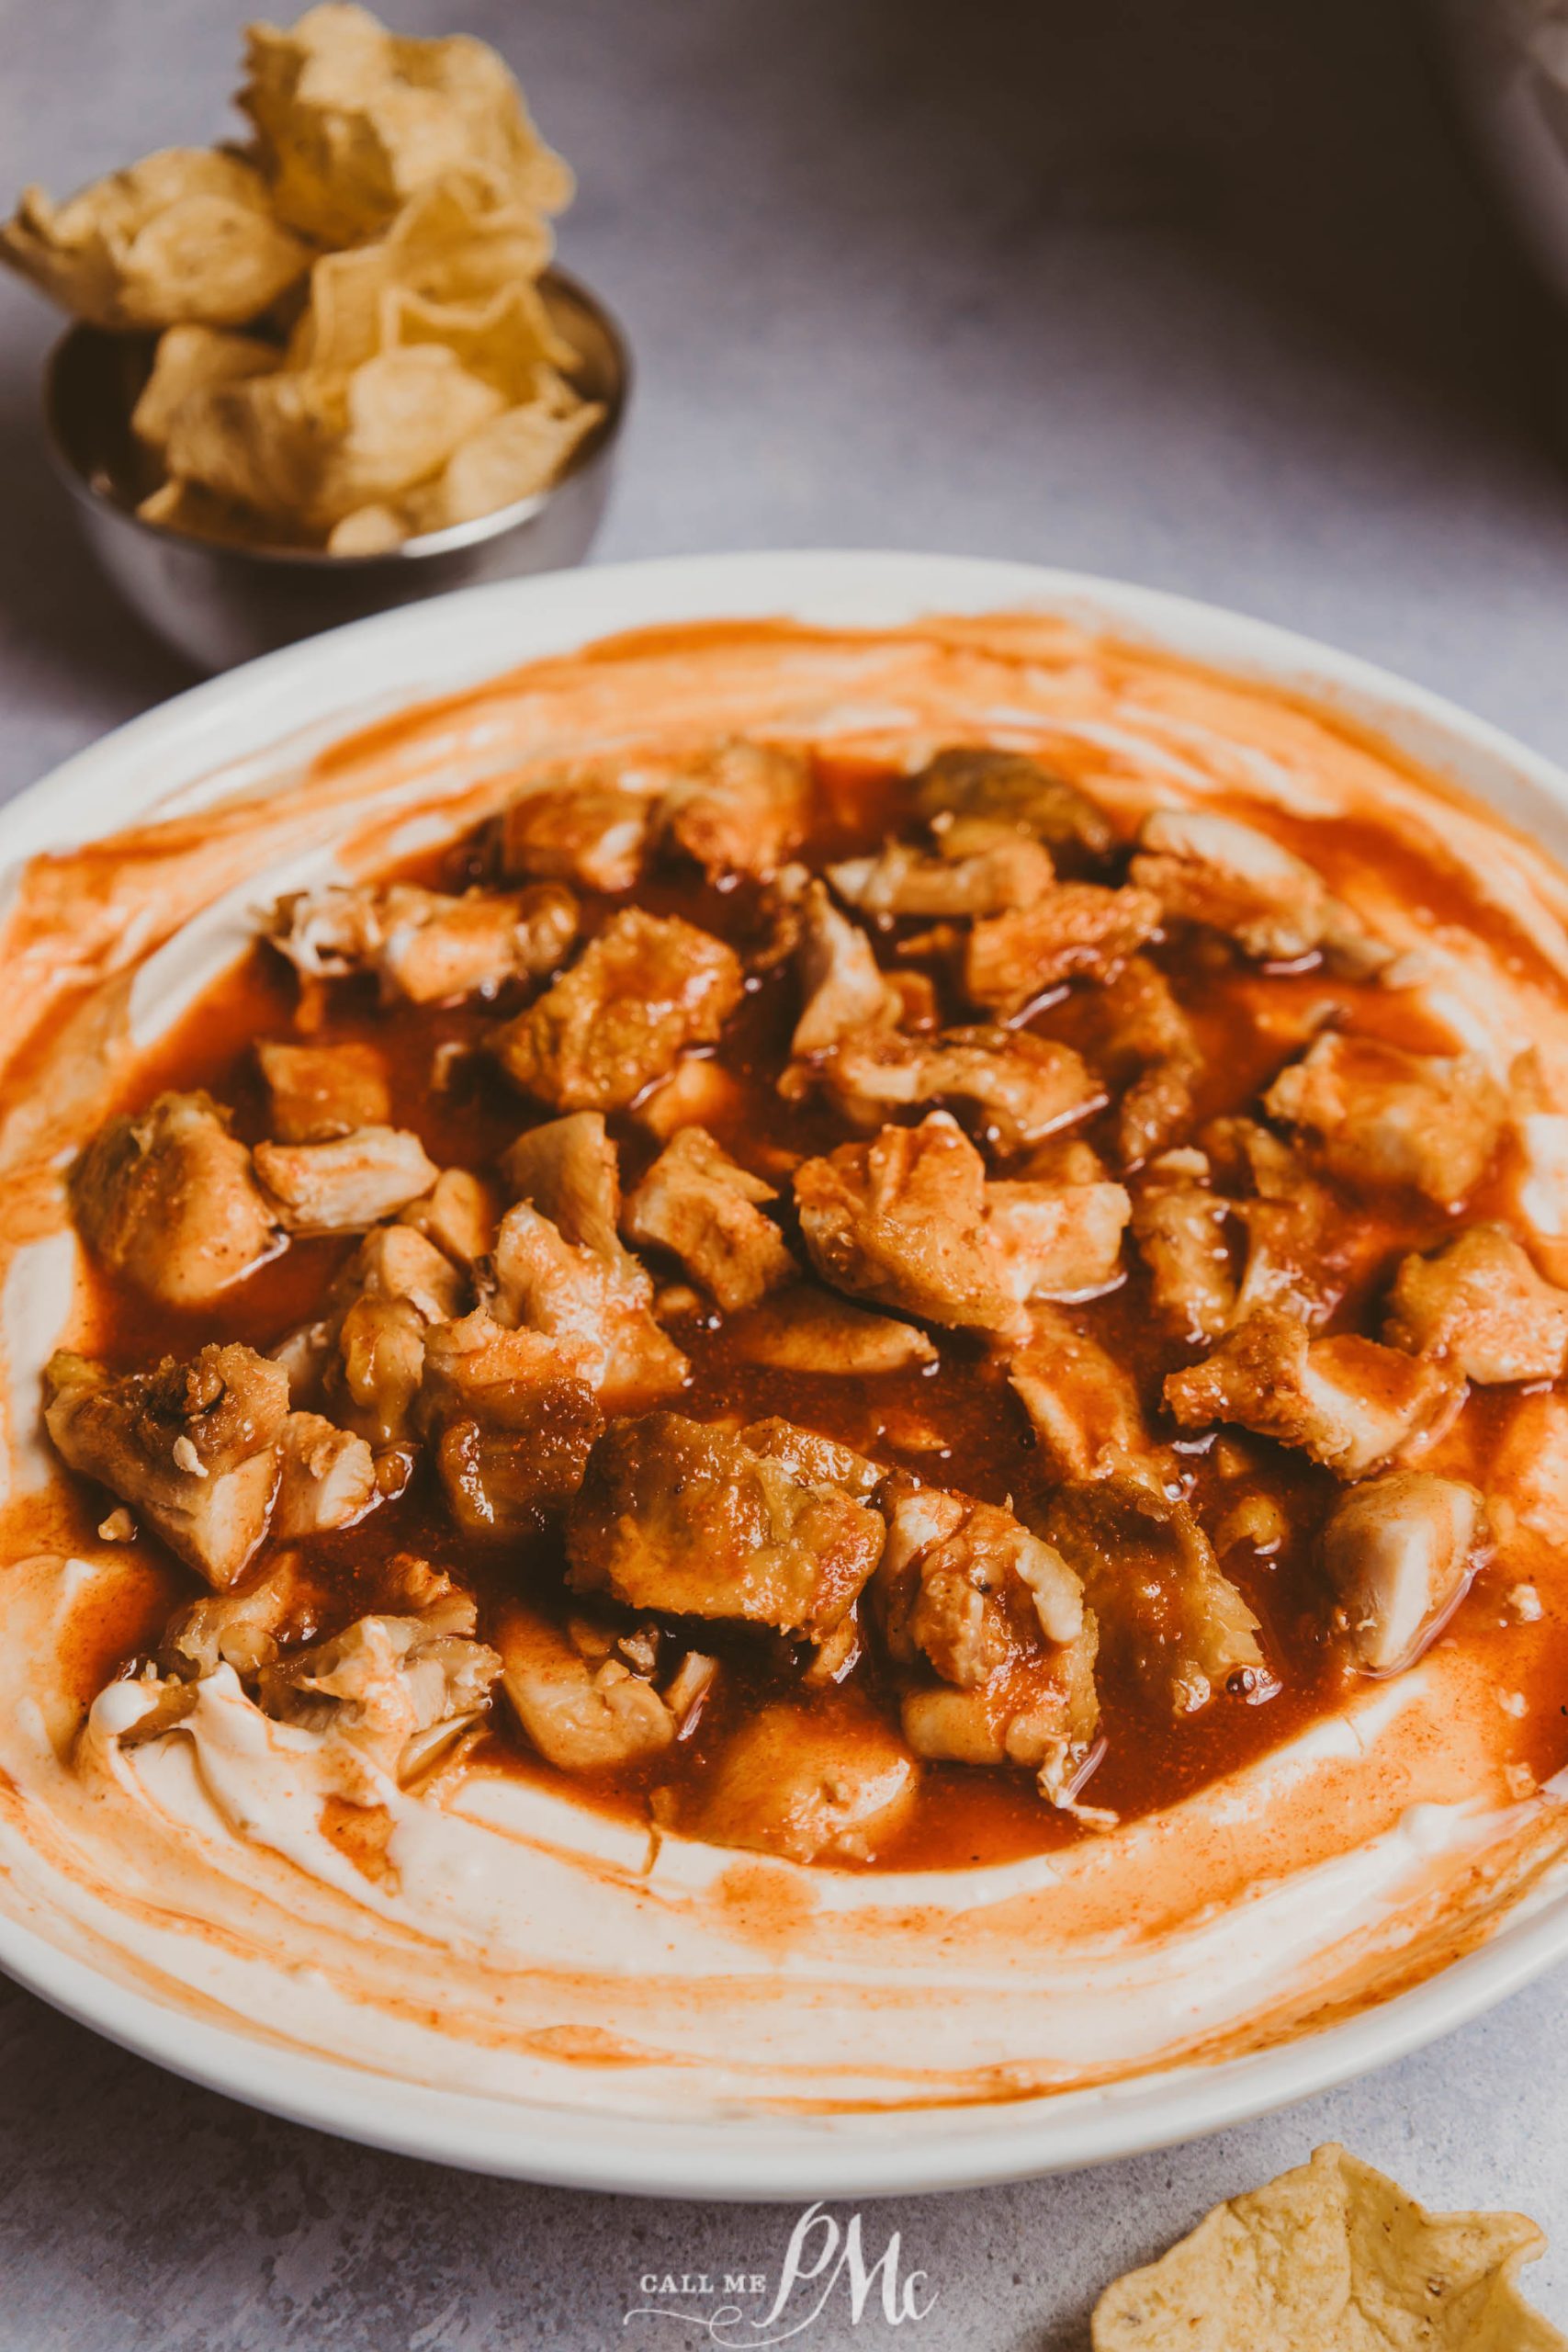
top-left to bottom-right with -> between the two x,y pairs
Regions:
6,548 -> 1568,2199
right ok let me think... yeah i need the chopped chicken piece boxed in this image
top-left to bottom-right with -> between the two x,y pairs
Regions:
964,884 -> 1162,1015
71,1090 -> 278,1307
739,1417 -> 885,1498
984,1174 -> 1131,1298
492,908 -> 743,1113
567,1411 -> 886,1637
1164,1305 -> 1462,1477
310,1224 -> 468,1444
273,1411 -> 377,1538
1321,1473 -> 1489,1674
485,1198 -> 688,1410
397,1167 -> 497,1269
1384,1226 -> 1568,1384
816,1024 -> 1103,1150
498,777 -> 655,894
256,1559 -> 500,1781
1492,1392 -> 1568,1546
913,747 -> 1115,856
256,1039 -> 390,1144
794,1114 -> 1020,1333
160,1555 -> 306,1681
495,1601 -> 677,1770
790,879 -> 899,1057
1090,956 -> 1202,1166
878,1482 -> 1101,1803
728,1285 -> 938,1374
676,1698 -> 918,1863
1203,1115 -> 1345,1329
255,1126 -> 438,1234
1132,1149 -> 1236,1343
44,1343 -> 288,1589
420,1309 -> 603,1533
634,1054 -> 746,1140
501,1111 -> 624,1260
1263,1033 -> 1508,1206
827,834 -> 1055,918
659,741 -> 810,880
1129,808 -> 1392,975
1045,1476 -> 1268,1713
622,1125 -> 796,1312
1008,1307 -> 1154,1480
269,880 -> 578,1004
352,1223 -> 468,1321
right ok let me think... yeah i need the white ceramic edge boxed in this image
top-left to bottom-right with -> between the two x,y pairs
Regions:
5,547 -> 1568,2202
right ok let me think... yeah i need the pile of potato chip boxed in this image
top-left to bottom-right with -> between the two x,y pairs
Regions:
1092,2143 -> 1565,2349
0,5 -> 604,552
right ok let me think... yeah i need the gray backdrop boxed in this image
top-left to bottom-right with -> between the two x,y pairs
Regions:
2,1 -> 1567,2346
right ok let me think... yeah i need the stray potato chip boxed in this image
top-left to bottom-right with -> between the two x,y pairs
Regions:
328,389 -> 603,551
164,343 -> 503,530
1092,2143 -> 1566,2350
240,2 -> 573,245
0,149 -> 311,330
131,323 -> 282,451
288,169 -> 556,375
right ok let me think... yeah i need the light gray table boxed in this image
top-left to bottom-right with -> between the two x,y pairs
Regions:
5,2 -> 1568,2345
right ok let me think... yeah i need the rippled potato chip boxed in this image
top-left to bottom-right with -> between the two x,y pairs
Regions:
1092,2143 -> 1566,2350
240,2 -> 573,246
0,149 -> 311,330
288,169 -> 556,374
328,389 -> 603,552
164,343 -> 503,533
131,323 -> 283,452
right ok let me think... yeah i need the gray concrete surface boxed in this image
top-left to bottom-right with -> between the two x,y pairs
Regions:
3,0 -> 1568,2345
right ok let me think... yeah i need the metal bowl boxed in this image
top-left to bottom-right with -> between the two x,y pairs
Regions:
42,266 -> 629,673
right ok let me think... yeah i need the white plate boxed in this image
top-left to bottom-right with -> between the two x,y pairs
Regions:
5,548 -> 1568,2200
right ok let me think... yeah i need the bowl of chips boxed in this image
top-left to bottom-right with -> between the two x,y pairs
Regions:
7,5 -> 628,671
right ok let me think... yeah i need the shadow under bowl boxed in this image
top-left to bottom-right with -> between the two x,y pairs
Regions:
42,266 -> 630,675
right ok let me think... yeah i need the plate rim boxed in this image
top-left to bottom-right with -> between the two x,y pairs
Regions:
6,544 -> 1568,2200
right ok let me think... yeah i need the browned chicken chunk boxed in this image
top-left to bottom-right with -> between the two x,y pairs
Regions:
1131,1148 -> 1236,1344
913,747 -> 1115,856
269,880 -> 578,1004
160,1554 -> 307,1682
495,1600 -> 680,1771
622,1125 -> 796,1312
1130,808 -> 1391,974
795,1114 -> 1020,1333
255,1126 -> 438,1235
485,1198 -> 688,1410
273,1410 -> 377,1538
827,833 -> 1055,918
256,1039 -> 390,1143
1089,956 -> 1202,1167
876,1482 -> 1100,1806
44,1343 -> 288,1588
675,1697 -> 918,1863
984,1173 -> 1131,1298
1008,1306 -> 1155,1481
816,1024 -> 1104,1151
1044,1476 -> 1269,1714
728,1285 -> 937,1374
1384,1226 -> 1568,1385
397,1167 -> 498,1269
659,740 -> 810,880
492,908 -> 743,1113
501,1110 -> 624,1260
1165,1306 -> 1462,1477
567,1411 -> 886,1637
72,1090 -> 278,1307
499,776 -> 656,894
302,1223 -> 468,1445
1320,1472 -> 1489,1675
964,883 -> 1162,1015
1263,1034 -> 1508,1207
790,878 -> 900,1057
420,1309 -> 604,1533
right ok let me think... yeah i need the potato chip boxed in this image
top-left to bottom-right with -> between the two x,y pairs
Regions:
136,475 -> 295,548
240,3 -> 573,246
327,389 -> 603,551
0,149 -> 310,329
287,169 -> 556,375
131,324 -> 282,452
164,343 -> 502,533
1092,2143 -> 1566,2350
